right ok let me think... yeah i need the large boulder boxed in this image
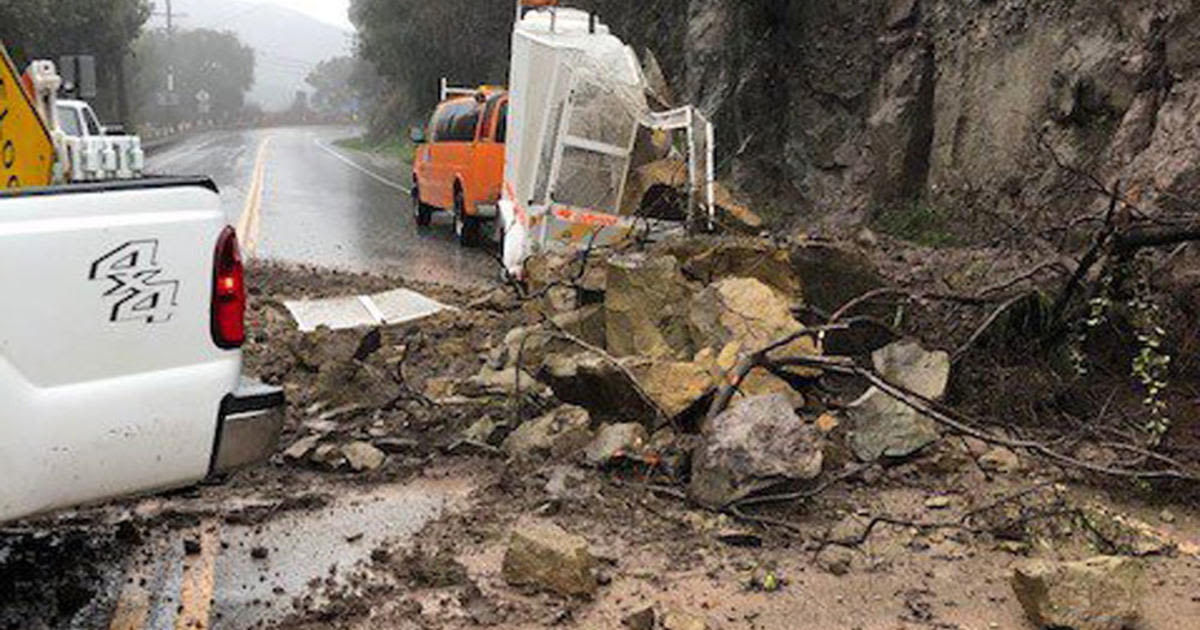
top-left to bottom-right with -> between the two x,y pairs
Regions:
501,405 -> 594,461
848,340 -> 949,461
504,305 -> 606,372
605,253 -> 696,359
688,277 -> 821,375
1011,556 -> 1145,630
625,358 -> 717,420
689,393 -> 824,508
502,518 -> 598,598
661,237 -> 802,297
540,353 -> 656,423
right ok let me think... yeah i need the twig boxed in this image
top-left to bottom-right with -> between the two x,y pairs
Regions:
952,292 -> 1033,363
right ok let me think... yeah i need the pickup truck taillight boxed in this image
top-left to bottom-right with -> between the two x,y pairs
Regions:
212,227 -> 246,349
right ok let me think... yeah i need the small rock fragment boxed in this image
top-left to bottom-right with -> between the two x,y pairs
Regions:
282,435 -> 321,461
310,444 -> 346,470
925,496 -> 952,510
979,446 -> 1021,473
584,423 -> 650,465
817,546 -> 855,576
623,607 -> 656,630
341,441 -> 386,472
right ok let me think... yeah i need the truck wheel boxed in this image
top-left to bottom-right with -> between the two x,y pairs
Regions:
412,186 -> 433,227
453,189 -> 481,247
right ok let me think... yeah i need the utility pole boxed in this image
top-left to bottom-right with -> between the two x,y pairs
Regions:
151,0 -> 187,123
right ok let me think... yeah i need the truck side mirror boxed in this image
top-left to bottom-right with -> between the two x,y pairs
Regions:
410,126 -> 427,144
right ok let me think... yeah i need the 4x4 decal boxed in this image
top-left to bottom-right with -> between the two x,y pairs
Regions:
89,240 -> 180,324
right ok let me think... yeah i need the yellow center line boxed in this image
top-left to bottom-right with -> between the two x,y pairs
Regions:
174,521 -> 220,630
236,135 -> 273,256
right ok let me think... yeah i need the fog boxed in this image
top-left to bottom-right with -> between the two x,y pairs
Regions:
147,0 -> 353,111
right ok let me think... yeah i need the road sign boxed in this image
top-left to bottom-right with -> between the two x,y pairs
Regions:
0,43 -> 54,190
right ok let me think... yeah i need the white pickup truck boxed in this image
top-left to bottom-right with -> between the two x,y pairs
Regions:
0,177 -> 284,523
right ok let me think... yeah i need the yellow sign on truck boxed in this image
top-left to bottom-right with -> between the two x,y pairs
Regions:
0,42 -> 54,189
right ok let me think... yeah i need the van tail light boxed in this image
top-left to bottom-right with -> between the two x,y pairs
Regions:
212,226 -> 246,349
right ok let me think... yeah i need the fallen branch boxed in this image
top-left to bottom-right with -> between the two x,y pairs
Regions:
705,325 -> 849,423
773,353 -> 1200,483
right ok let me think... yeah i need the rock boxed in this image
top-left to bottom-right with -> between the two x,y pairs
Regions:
604,253 -> 696,360
310,444 -> 346,470
815,413 -> 840,433
501,405 -> 594,460
872,340 -> 950,400
341,441 -> 386,472
847,387 -> 941,461
712,183 -> 764,233
544,465 -> 592,501
688,278 -> 821,377
1160,509 -> 1176,524
979,446 -> 1021,474
925,496 -> 952,510
1079,506 -> 1177,557
424,377 -> 458,400
585,423 -> 650,465
886,0 -> 919,30
664,237 -> 801,297
283,435 -> 321,461
623,607 -> 656,630
1011,556 -> 1145,630
502,518 -> 598,598
689,394 -> 824,508
626,358 -> 716,420
460,365 -> 546,399
540,353 -> 656,422
463,417 -> 503,445
817,546 -> 855,576
374,438 -> 420,454
661,610 -> 710,630
868,40 -> 935,207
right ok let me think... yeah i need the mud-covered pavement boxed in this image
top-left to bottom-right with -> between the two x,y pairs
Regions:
3,245 -> 1200,630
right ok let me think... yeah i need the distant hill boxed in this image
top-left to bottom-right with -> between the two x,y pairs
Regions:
149,0 -> 352,111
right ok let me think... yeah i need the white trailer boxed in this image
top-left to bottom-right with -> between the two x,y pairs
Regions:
498,3 -> 715,277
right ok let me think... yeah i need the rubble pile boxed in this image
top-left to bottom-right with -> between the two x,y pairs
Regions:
236,247 -> 1190,629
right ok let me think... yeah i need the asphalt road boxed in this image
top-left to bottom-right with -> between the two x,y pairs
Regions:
145,125 -> 497,287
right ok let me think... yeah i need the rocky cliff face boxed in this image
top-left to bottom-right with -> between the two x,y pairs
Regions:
677,0 -> 1200,237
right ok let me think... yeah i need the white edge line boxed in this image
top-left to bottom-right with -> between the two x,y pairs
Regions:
314,139 -> 412,194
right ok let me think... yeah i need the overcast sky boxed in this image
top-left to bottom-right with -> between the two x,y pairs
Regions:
255,0 -> 353,30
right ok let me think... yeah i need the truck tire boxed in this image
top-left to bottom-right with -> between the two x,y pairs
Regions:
453,188 -> 481,247
412,185 -> 433,227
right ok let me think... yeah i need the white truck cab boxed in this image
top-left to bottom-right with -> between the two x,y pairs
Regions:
0,178 -> 284,524
52,99 -> 145,182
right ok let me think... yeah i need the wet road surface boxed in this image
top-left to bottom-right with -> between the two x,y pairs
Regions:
145,126 -> 498,288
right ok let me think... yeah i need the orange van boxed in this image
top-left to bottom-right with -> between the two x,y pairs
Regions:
410,88 -> 509,246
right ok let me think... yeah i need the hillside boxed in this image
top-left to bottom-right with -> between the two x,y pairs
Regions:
150,0 -> 352,110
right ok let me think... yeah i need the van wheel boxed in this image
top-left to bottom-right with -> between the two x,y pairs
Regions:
453,189 -> 481,247
412,186 -> 433,227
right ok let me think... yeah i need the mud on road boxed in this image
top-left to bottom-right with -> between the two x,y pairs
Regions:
3,249 -> 1199,630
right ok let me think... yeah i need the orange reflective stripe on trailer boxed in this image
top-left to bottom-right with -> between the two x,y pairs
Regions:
550,204 -> 622,228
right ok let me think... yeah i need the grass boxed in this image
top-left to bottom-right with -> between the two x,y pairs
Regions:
874,200 -> 961,248
334,134 -> 416,165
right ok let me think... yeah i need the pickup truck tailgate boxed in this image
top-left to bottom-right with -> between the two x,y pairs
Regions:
0,178 -> 241,521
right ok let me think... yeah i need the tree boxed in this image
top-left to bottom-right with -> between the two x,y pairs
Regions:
305,56 -> 379,117
131,28 -> 255,125
0,0 -> 151,121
